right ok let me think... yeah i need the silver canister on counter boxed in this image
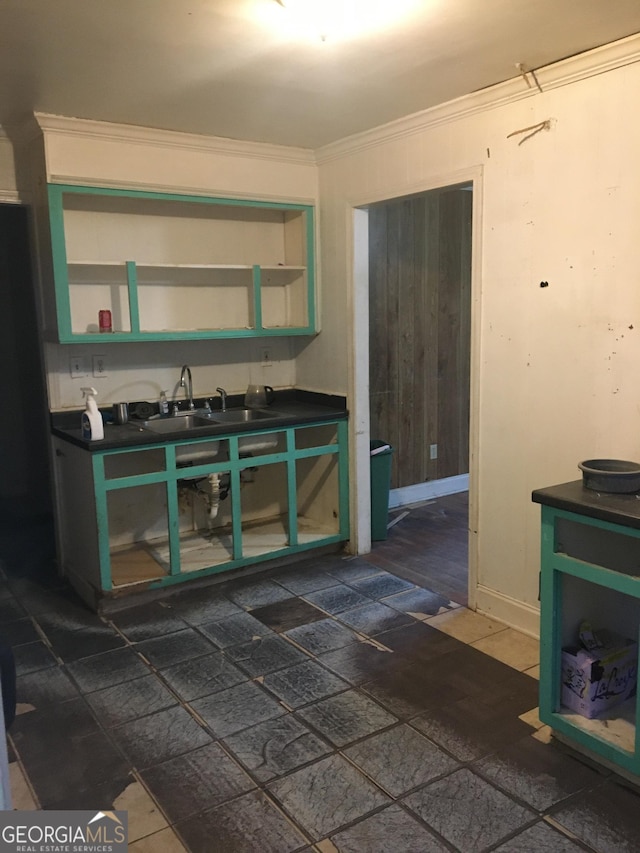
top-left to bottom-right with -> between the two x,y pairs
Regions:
112,402 -> 129,424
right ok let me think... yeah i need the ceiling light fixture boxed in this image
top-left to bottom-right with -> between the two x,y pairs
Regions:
274,0 -> 417,42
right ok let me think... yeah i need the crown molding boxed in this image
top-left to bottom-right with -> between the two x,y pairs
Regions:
315,32 -> 640,164
33,113 -> 316,166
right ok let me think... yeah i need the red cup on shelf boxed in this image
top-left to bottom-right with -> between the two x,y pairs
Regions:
99,309 -> 112,333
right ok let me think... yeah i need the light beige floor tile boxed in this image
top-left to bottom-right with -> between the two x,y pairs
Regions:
9,763 -> 38,809
471,628 -> 540,671
519,707 -> 544,730
128,827 -> 187,852
114,780 -> 167,842
532,725 -> 554,744
426,607 -> 509,644
524,663 -> 540,680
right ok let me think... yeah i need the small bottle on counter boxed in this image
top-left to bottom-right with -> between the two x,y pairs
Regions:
159,390 -> 169,416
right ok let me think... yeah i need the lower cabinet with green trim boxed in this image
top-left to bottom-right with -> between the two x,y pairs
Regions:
53,419 -> 349,608
534,483 -> 640,778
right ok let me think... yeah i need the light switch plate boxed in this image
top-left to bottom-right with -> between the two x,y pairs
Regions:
69,355 -> 87,378
93,355 -> 108,378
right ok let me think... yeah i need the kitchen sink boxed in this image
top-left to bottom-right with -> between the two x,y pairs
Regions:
140,414 -> 213,433
211,408 -> 274,423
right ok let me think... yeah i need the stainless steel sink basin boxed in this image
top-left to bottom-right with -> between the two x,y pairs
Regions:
141,415 -> 213,433
211,408 -> 273,423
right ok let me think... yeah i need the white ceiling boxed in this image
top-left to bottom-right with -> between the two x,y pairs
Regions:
1,0 -> 640,149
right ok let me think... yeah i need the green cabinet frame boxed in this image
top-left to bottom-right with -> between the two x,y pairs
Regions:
83,418 -> 349,594
538,503 -> 640,775
48,183 -> 317,342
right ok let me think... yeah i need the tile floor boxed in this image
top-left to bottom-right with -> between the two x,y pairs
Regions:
3,548 -> 640,852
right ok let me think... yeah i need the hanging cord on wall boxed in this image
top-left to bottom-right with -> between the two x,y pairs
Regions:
507,119 -> 551,146
515,62 -> 543,93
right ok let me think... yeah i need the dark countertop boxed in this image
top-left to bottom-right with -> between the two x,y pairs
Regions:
532,480 -> 640,530
52,389 -> 347,452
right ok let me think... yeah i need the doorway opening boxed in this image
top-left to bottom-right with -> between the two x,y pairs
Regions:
351,176 -> 477,608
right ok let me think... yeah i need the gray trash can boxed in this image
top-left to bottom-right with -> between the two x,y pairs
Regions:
370,440 -> 393,541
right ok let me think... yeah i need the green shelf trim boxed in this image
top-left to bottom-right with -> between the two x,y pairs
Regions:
126,261 -> 140,334
144,534 -> 347,591
253,265 -> 263,330
230,467 -> 243,561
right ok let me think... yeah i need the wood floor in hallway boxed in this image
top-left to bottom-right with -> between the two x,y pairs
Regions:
367,491 -> 469,607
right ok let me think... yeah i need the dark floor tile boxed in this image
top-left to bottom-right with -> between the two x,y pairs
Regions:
412,700 -> 535,762
191,680 -> 285,738
329,803 -> 449,853
159,651 -> 248,701
225,634 -> 308,677
493,820 -> 591,852
85,674 -> 177,727
381,587 -> 454,618
17,666 -> 80,707
141,741 -> 255,823
274,568 -> 339,596
404,768 -> 535,850
361,661 -> 468,720
66,647 -> 150,693
263,659 -> 350,709
167,592 -> 243,625
285,618 -> 359,656
110,704 -> 212,770
324,559 -> 384,583
44,626 -> 126,662
224,714 -> 332,782
268,753 -> 390,840
344,724 -> 459,796
0,616 -> 40,646
108,601 -> 188,641
337,602 -> 415,636
13,641 -> 57,676
11,696 -> 99,765
304,584 -> 372,615
134,627 -> 215,668
0,596 -> 27,623
225,579 -> 295,610
350,573 -> 415,599
250,598 -> 326,633
474,735 -> 603,812
318,642 -> 396,685
550,778 -> 640,852
297,689 -> 397,747
22,731 -> 133,810
199,611 -> 273,649
176,789 -> 309,853
375,620 -> 461,660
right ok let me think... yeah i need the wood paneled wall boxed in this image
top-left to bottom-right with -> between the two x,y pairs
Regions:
369,186 -> 472,489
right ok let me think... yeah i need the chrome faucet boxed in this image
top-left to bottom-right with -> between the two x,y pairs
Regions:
179,365 -> 195,410
216,387 -> 228,412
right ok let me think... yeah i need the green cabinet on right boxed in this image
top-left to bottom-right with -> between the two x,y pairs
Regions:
534,482 -> 640,778
47,184 -> 316,343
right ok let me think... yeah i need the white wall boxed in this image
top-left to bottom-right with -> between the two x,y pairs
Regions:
0,135 -> 18,200
312,41 -> 640,635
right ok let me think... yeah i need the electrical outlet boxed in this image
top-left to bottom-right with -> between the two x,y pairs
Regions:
92,355 -> 108,378
430,443 -> 438,460
261,347 -> 272,366
69,355 -> 87,378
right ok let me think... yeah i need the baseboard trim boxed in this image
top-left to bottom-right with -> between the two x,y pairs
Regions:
389,474 -> 469,509
474,585 -> 540,638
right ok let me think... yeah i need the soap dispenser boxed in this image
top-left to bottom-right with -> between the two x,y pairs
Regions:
81,387 -> 104,441
159,390 -> 169,417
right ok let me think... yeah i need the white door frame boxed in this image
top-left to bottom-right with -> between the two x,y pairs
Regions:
347,166 -> 483,610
